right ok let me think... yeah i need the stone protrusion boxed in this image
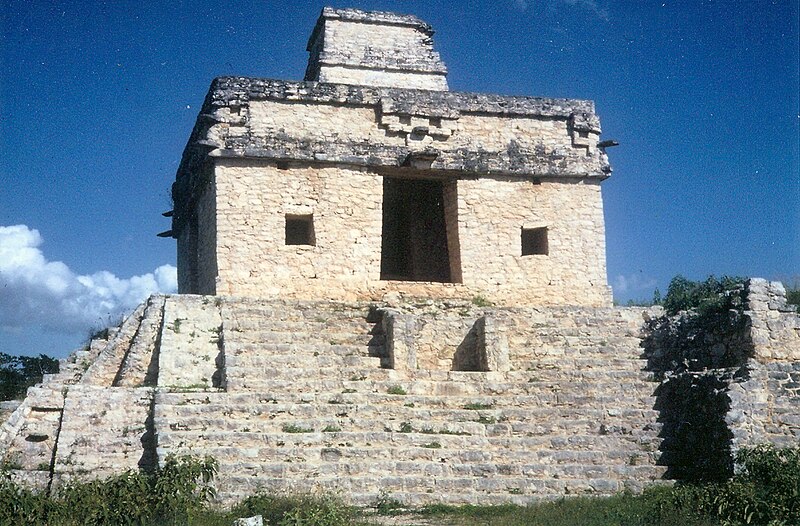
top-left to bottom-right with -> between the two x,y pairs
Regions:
157,295 -> 223,390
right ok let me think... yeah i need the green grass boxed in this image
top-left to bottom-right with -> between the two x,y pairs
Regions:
281,423 -> 313,433
386,385 -> 407,395
463,402 -> 494,410
412,488 -> 719,526
471,295 -> 494,307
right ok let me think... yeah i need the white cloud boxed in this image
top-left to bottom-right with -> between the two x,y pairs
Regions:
0,225 -> 177,335
613,272 -> 657,295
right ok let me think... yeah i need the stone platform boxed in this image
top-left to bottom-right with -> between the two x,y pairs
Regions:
2,283 -> 797,505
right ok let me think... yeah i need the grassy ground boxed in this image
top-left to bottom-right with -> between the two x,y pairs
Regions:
170,487 -> 720,526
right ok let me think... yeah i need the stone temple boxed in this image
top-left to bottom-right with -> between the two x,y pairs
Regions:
1,7 -> 798,507
171,7 -> 611,307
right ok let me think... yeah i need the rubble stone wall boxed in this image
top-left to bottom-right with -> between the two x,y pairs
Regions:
641,278 -> 799,481
748,278 -> 800,362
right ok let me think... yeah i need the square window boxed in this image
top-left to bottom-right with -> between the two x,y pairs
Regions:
285,215 -> 315,246
521,227 -> 548,256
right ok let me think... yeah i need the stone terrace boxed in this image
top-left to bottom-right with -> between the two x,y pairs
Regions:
1,295 -> 668,505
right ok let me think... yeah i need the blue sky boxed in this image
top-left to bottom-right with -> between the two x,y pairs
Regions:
1,0 -> 798,358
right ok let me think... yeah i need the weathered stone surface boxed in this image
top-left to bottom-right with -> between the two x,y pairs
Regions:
0,294 -> 683,505
640,280 -> 799,481
746,279 -> 800,362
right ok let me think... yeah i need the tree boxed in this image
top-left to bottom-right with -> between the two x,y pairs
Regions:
0,353 -> 59,401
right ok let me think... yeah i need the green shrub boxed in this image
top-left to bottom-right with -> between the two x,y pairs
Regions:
0,471 -> 50,525
662,275 -> 746,316
471,295 -> 494,307
0,455 -> 217,525
282,424 -> 313,433
386,385 -> 407,395
703,445 -> 800,525
463,402 -> 493,410
373,490 -> 404,515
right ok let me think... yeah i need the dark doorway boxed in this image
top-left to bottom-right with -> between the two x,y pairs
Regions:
380,177 -> 453,282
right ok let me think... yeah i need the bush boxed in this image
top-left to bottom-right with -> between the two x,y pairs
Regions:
708,445 -> 800,525
0,471 -> 50,525
0,455 -> 217,525
662,275 -> 746,316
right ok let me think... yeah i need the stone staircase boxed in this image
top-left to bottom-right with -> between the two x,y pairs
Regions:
154,299 -> 667,505
0,296 -> 165,489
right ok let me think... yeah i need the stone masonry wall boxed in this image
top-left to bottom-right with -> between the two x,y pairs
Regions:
456,177 -> 610,306
727,280 -> 800,451
209,158 -> 610,306
1,290 -> 796,503
213,159 -> 384,298
641,278 -> 799,481
246,99 -> 585,166
748,278 -> 800,362
196,180 -> 218,295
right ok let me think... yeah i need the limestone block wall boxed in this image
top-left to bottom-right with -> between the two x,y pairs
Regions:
452,114 -> 593,156
196,181 -> 218,295
213,160 -> 384,298
317,67 -> 447,91
728,280 -> 800,450
245,99 -> 585,165
249,101 -> 396,147
456,177 -> 610,306
306,8 -> 449,90
177,165 -> 217,295
640,279 -> 800,481
52,386 -> 154,487
379,302 -> 484,371
158,295 -> 223,389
